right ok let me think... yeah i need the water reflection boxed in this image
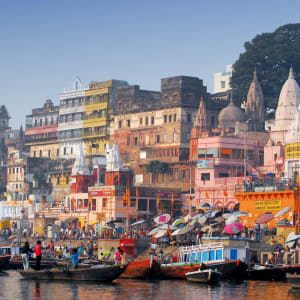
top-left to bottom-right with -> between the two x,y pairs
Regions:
0,271 -> 298,300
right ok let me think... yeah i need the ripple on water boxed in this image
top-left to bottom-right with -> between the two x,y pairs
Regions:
0,271 -> 299,300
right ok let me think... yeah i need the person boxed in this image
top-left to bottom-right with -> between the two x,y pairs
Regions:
49,240 -> 54,252
22,241 -> 31,271
115,247 -> 122,265
87,243 -> 93,259
78,243 -> 83,255
198,231 -> 203,244
34,240 -> 42,270
72,248 -> 79,269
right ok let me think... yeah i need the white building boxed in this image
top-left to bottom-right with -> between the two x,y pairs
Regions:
58,78 -> 88,159
214,65 -> 232,94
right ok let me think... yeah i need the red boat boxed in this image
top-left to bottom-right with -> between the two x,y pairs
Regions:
121,258 -> 160,279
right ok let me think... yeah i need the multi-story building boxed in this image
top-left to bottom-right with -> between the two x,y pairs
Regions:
110,76 -> 210,191
25,99 -> 59,159
214,65 -> 232,94
58,78 -> 88,159
83,80 -> 128,158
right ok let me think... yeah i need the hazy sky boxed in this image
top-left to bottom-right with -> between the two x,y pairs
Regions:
1,0 -> 300,128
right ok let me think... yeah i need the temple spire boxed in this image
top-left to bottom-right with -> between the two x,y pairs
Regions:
289,66 -> 294,79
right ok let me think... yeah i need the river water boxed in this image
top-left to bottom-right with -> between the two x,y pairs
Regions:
0,270 -> 299,300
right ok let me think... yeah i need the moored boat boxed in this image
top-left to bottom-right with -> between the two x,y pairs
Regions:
185,268 -> 221,284
19,264 -> 127,282
286,272 -> 300,288
121,258 -> 161,279
160,242 -> 247,280
0,255 -> 10,271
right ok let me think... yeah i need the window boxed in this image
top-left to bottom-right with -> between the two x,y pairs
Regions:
140,118 -> 143,125
145,117 -> 149,126
39,150 -> 42,157
174,114 -> 177,122
156,135 -> 160,144
164,115 -> 167,123
219,173 -> 229,178
182,170 -> 186,179
40,119 -> 42,126
64,147 -> 67,155
163,134 -> 167,143
127,137 -> 130,146
138,199 -> 147,211
221,81 -> 226,89
48,150 -> 51,157
127,120 -> 130,127
126,152 -> 130,162
57,177 -> 60,185
151,116 -> 154,125
211,116 -> 215,127
102,198 -> 107,208
169,115 -> 172,122
201,173 -> 210,181
70,147 -> 73,154
198,149 -> 206,158
56,149 -> 59,156
187,113 -> 191,123
66,176 -> 69,184
92,199 -> 96,211
134,137 -> 138,146
33,151 -> 36,157
173,132 -> 177,142
220,148 -> 231,159
118,120 -> 122,128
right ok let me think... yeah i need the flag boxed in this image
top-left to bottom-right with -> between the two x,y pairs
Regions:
89,197 -> 93,204
71,198 -> 76,203
123,194 -> 126,201
205,192 -> 209,199
13,199 -> 17,205
28,198 -> 33,205
136,187 -> 139,198
223,189 -> 228,197
171,192 -> 174,205
126,187 -> 130,198
110,189 -> 114,197
42,197 -> 46,206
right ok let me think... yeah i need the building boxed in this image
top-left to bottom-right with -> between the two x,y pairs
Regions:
110,76 -> 210,191
58,77 -> 88,159
214,65 -> 232,94
25,99 -> 59,159
83,80 -> 128,158
267,68 -> 300,145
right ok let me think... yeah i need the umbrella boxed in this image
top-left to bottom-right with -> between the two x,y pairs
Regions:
256,212 -> 274,224
154,229 -> 167,239
147,227 -> 159,236
188,219 -> 198,226
274,206 -> 291,218
172,225 -> 194,236
225,216 -> 240,225
158,224 -> 177,231
233,211 -> 249,217
172,218 -> 182,227
130,220 -> 145,226
286,232 -> 300,244
183,214 -> 191,224
211,210 -> 222,218
197,215 -> 208,226
201,225 -> 210,232
192,213 -> 203,220
224,223 -> 244,235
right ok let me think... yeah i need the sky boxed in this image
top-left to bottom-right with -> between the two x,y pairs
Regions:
1,0 -> 300,128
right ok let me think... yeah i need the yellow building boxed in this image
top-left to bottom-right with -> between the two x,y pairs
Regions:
83,80 -> 128,156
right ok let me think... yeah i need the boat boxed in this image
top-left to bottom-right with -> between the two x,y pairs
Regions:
121,258 -> 161,279
185,268 -> 221,284
19,264 -> 127,282
286,273 -> 300,288
8,255 -> 56,270
160,242 -> 247,280
0,255 -> 10,271
248,264 -> 300,281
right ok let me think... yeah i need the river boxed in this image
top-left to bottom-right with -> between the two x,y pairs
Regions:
0,270 -> 299,300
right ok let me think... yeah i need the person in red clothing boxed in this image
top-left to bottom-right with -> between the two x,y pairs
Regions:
34,240 -> 42,270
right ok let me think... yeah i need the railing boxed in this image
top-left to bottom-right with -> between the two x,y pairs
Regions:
235,178 -> 296,193
180,242 -> 224,254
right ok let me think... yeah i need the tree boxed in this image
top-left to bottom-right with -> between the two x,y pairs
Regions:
146,160 -> 169,183
231,23 -> 300,110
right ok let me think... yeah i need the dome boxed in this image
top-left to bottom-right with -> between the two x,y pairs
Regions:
275,67 -> 300,131
218,95 -> 245,127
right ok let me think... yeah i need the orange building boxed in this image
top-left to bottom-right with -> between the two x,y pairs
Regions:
234,179 -> 300,228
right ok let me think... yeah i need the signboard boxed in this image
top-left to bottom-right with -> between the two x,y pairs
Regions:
254,200 -> 281,211
197,160 -> 214,169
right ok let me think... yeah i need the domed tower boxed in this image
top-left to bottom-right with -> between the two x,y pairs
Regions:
246,68 -> 264,131
218,92 -> 246,129
275,67 -> 300,132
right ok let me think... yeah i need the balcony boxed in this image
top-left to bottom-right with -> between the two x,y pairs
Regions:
235,178 -> 296,193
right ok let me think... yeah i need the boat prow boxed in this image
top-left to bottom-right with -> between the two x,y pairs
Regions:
186,268 -> 221,284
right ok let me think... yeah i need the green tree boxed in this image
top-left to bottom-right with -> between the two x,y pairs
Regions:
231,23 -> 300,111
146,160 -> 169,183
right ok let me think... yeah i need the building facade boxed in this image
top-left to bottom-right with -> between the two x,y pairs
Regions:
214,65 -> 232,94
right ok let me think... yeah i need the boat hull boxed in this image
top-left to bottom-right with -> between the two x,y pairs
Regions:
121,259 -> 160,279
160,260 -> 247,280
0,255 -> 10,271
19,264 -> 127,282
186,269 -> 220,284
248,265 -> 300,281
287,273 -> 300,288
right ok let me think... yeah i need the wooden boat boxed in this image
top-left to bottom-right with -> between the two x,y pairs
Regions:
19,264 -> 127,282
160,242 -> 247,280
185,268 -> 221,284
121,258 -> 161,279
8,256 -> 55,270
286,273 -> 300,288
248,264 -> 300,281
0,255 -> 10,271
